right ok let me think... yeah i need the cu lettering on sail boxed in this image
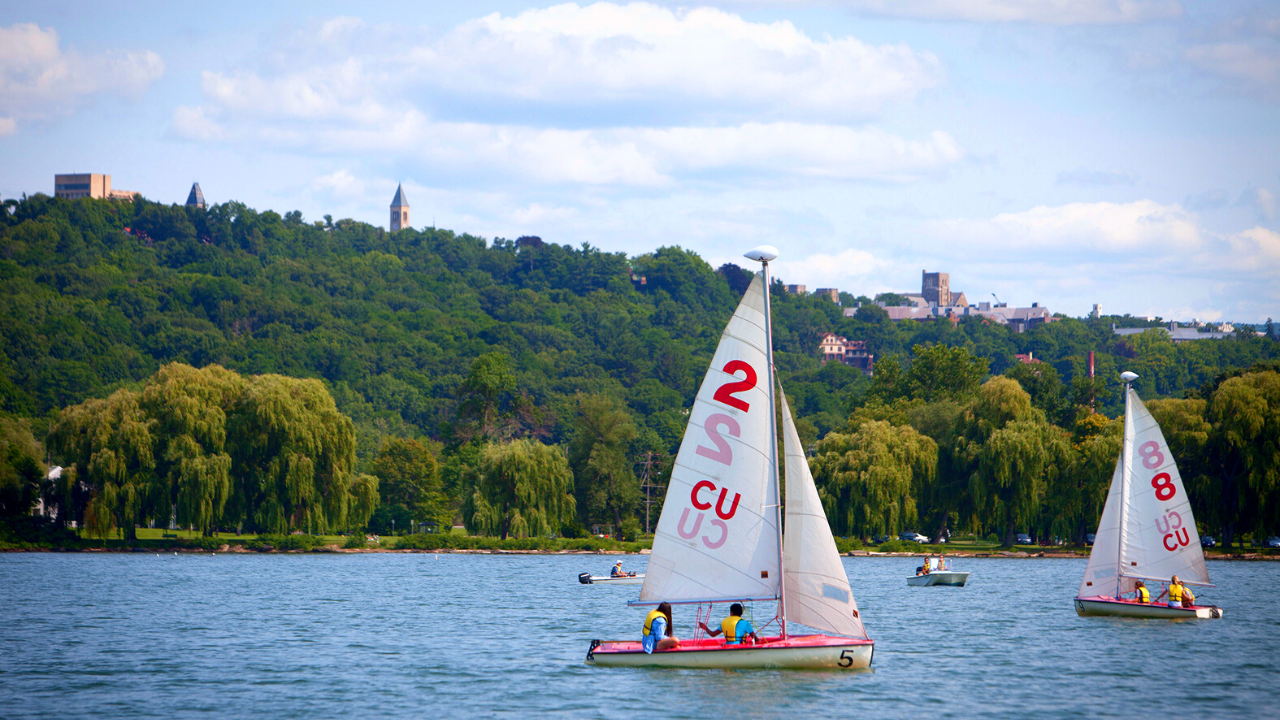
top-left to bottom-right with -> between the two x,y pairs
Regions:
682,362 -> 755,549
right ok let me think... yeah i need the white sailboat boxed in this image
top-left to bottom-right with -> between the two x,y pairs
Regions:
586,246 -> 874,669
1073,372 -> 1223,619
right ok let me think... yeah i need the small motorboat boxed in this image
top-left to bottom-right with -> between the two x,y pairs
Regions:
907,556 -> 968,587
579,571 -> 645,585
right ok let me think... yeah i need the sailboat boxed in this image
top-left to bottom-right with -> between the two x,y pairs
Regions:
1073,372 -> 1223,619
586,246 -> 874,669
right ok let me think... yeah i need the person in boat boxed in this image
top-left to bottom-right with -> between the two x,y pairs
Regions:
610,561 -> 630,578
699,603 -> 760,646
642,602 -> 680,653
1155,575 -> 1195,608
1130,580 -> 1150,604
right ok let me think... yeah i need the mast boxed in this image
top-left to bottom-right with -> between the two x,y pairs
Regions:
746,245 -> 785,639
1117,371 -> 1138,600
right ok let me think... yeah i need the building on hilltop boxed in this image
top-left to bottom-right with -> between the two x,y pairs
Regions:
54,173 -> 137,201
390,184 -> 409,232
784,284 -> 807,295
818,333 -> 874,376
1112,322 -> 1231,343
813,288 -> 840,304
186,183 -> 206,209
850,269 -> 1049,332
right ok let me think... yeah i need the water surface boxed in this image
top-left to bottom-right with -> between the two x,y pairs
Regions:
1,553 -> 1275,719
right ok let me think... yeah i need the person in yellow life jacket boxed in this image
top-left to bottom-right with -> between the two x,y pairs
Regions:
1130,580 -> 1150,603
698,603 -> 760,645
641,602 -> 680,654
1155,575 -> 1196,608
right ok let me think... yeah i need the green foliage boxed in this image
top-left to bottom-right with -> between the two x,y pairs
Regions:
0,418 -> 45,517
812,420 -> 937,538
873,539 -> 919,553
568,393 -> 641,528
373,437 -> 447,527
462,438 -> 576,539
343,532 -> 369,549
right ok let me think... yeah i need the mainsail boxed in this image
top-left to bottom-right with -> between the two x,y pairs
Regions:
781,390 -> 867,639
639,274 -> 781,603
1078,387 -> 1208,598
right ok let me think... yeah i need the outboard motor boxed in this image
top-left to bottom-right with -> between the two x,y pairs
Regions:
579,572 -> 593,584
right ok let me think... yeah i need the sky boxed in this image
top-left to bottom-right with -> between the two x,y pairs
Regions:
1,0 -> 1278,323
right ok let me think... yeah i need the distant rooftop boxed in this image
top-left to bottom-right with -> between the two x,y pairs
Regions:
186,182 -> 205,209
390,184 -> 409,208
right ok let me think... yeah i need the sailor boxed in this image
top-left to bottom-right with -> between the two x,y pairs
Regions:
1156,575 -> 1195,608
610,561 -> 625,577
699,603 -> 760,645
1131,580 -> 1150,604
641,602 -> 680,654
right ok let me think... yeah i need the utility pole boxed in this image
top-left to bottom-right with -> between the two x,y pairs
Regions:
638,451 -> 667,535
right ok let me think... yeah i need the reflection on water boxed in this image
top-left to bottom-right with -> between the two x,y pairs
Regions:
0,553 -> 1274,719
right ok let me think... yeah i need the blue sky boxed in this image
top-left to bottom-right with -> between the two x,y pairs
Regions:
2,0 -> 1277,322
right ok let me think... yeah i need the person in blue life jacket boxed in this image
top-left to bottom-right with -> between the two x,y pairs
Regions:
610,561 -> 635,578
1130,580 -> 1150,603
1155,575 -> 1195,608
698,603 -> 760,645
641,602 -> 680,654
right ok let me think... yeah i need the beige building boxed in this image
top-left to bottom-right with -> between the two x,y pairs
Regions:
54,174 -> 137,201
818,333 -> 874,375
390,184 -> 409,231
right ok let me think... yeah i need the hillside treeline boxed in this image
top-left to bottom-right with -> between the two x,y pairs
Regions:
1,194 -> 1278,542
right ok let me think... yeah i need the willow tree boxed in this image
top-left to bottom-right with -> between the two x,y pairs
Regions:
953,376 -> 1070,545
812,420 -> 937,539
567,393 -> 640,530
0,418 -> 45,518
50,389 -> 160,541
1148,398 -> 1212,535
1208,369 -> 1280,544
140,363 -> 244,536
463,439 -> 576,539
1048,413 -> 1121,544
226,374 -> 368,534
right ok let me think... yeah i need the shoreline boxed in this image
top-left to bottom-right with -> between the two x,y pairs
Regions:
3,545 -> 1276,560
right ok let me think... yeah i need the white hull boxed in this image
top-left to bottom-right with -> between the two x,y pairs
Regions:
587,636 -> 873,669
1074,597 -> 1223,619
907,572 -> 969,587
581,574 -> 645,585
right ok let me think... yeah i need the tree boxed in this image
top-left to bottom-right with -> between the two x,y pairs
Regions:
454,352 -> 518,442
1207,369 -> 1280,544
905,344 -> 989,404
225,374 -> 366,534
1003,361 -> 1069,426
373,437 -> 448,528
951,377 -> 1069,545
812,420 -> 937,539
139,363 -> 243,536
0,418 -> 44,517
462,439 -> 576,539
50,388 -> 159,541
567,393 -> 641,529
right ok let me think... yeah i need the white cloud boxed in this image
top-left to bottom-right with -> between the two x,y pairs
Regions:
0,23 -> 164,132
770,247 -> 891,289
171,106 -> 224,141
418,3 -> 942,117
1186,43 -> 1280,88
0,116 -> 15,136
929,200 -> 1201,253
313,170 -> 364,197
828,0 -> 1182,24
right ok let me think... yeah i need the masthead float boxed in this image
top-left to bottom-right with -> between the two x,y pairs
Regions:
585,246 -> 875,669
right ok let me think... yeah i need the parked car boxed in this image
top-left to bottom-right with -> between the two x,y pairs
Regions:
1015,533 -> 1033,545
1267,536 -> 1280,549
899,531 -> 929,544
1200,536 -> 1216,548
1085,533 -> 1095,546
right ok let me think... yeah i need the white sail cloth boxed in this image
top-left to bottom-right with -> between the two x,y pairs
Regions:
781,391 -> 867,639
1078,387 -> 1209,598
639,274 -> 781,603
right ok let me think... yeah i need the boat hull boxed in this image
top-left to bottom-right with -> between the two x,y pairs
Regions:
586,635 -> 874,669
580,574 -> 645,585
907,571 -> 969,587
1073,596 -> 1223,619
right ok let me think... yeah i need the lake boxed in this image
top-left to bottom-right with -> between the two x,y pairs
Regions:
1,552 -> 1276,719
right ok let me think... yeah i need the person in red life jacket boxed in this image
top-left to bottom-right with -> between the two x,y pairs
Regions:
698,603 -> 760,645
641,602 -> 680,654
1130,580 -> 1150,603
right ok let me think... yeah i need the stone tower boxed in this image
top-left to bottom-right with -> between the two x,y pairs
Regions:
186,182 -> 206,209
390,184 -> 409,232
922,270 -> 950,306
